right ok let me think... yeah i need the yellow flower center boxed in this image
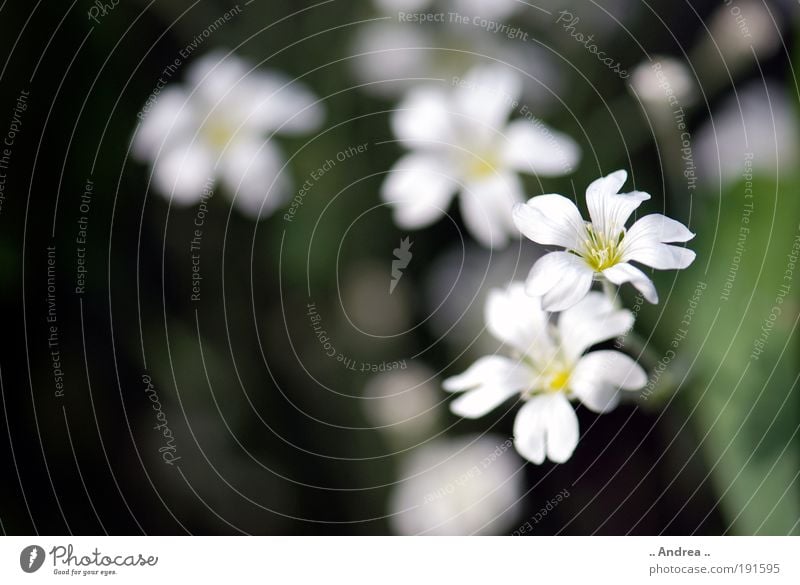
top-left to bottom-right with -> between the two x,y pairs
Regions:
547,370 -> 571,393
201,117 -> 236,149
581,225 -> 624,272
466,153 -> 499,179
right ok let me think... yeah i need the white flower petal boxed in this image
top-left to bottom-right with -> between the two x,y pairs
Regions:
219,138 -> 290,219
512,195 -> 586,249
187,50 -> 249,107
558,292 -> 634,361
485,282 -> 549,354
586,170 -> 650,235
500,119 -> 581,177
571,379 -> 621,414
153,142 -> 215,204
625,243 -> 696,270
244,71 -> 324,135
586,169 -> 628,200
513,397 -> 547,464
392,86 -> 454,148
133,87 -> 194,160
572,350 -> 647,412
444,356 -> 530,418
460,172 -> 525,248
514,394 -> 579,464
622,214 -> 696,269
451,0 -> 521,20
626,213 -> 695,243
450,385 -> 520,419
381,153 -> 458,228
443,355 -> 529,391
453,64 -> 521,136
602,262 -> 658,304
524,252 -> 594,312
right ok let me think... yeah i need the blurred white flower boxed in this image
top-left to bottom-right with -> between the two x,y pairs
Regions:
513,169 -> 695,310
444,284 -> 646,464
696,81 -> 798,186
134,50 -> 323,219
382,64 -> 580,248
363,363 -> 441,441
349,20 -> 559,100
389,433 -> 523,534
629,56 -> 695,107
374,0 -> 521,22
703,0 -> 781,70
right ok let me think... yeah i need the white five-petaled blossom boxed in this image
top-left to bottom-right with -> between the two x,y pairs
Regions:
444,284 -> 647,464
381,64 -> 580,248
512,169 -> 696,311
133,50 -> 323,219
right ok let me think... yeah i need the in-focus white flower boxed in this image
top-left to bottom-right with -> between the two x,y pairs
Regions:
382,64 -> 580,248
444,284 -> 646,464
389,433 -> 523,535
512,169 -> 695,310
133,50 -> 323,219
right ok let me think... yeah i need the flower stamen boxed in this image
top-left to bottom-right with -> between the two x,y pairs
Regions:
579,225 -> 624,272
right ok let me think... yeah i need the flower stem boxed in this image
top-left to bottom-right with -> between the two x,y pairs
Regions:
601,278 -> 620,309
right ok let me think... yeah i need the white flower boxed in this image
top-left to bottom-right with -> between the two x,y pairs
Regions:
443,284 -> 647,464
696,81 -> 798,186
381,64 -> 580,248
512,169 -> 696,311
363,363 -> 441,441
133,50 -> 323,219
389,433 -> 523,535
629,56 -> 695,106
374,0 -> 521,22
350,22 -> 559,100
